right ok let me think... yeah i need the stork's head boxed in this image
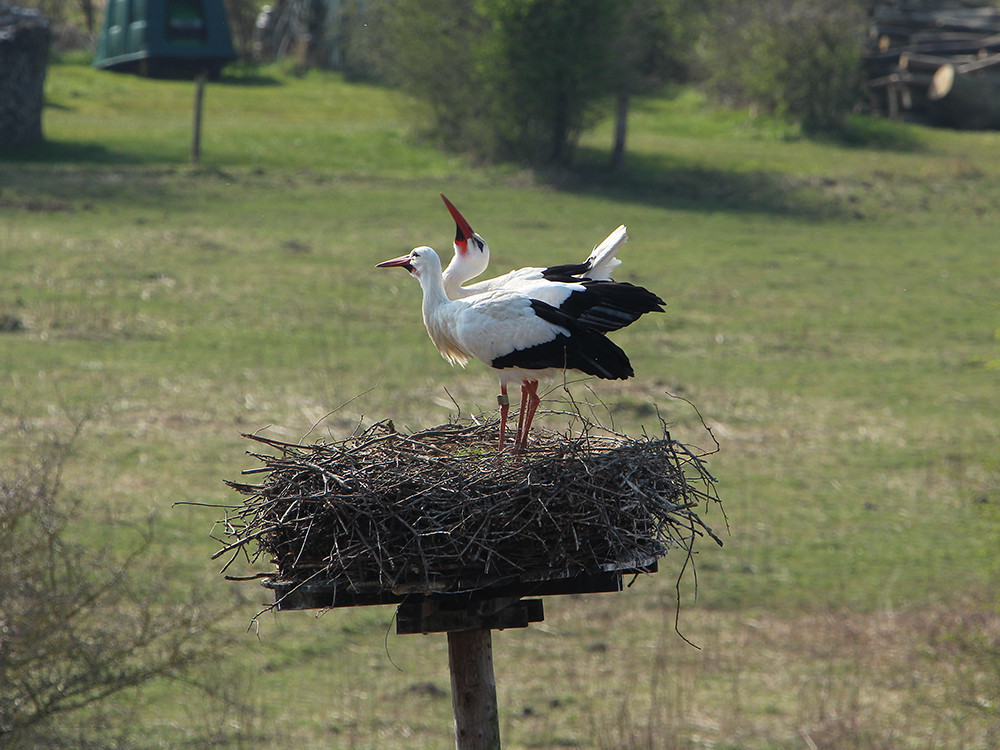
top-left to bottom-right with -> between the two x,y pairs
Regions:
376,245 -> 442,281
440,193 -> 490,290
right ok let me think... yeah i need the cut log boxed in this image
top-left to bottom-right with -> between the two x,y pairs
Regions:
865,4 -> 1000,123
910,30 -> 992,46
928,62 -> 1000,129
874,7 -> 1000,36
957,52 -> 1000,74
867,70 -> 934,93
867,32 -> 1000,60
905,32 -> 1000,57
899,51 -> 976,73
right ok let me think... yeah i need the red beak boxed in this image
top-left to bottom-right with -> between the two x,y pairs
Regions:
440,193 -> 475,244
376,254 -> 413,271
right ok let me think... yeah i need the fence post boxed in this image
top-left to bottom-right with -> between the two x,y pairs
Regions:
191,68 -> 207,164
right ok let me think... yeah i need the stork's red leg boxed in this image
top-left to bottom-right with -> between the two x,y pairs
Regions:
497,385 -> 510,451
516,380 -> 540,450
514,381 -> 529,449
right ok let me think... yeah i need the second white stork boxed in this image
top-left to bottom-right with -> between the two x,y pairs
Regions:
440,194 -> 628,306
377,245 -> 664,451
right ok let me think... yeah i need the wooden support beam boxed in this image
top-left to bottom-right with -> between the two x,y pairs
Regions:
264,565 -> 651,611
448,629 -> 501,750
397,597 -> 543,635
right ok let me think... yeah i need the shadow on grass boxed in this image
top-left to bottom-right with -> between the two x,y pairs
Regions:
543,116 -> 925,219
0,140 -> 154,166
216,68 -> 283,87
820,115 -> 928,152
546,148 -> 836,219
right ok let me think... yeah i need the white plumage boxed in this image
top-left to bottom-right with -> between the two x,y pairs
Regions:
439,193 -> 628,306
377,244 -> 663,450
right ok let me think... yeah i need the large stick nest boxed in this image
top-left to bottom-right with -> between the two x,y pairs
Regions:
217,417 -> 723,597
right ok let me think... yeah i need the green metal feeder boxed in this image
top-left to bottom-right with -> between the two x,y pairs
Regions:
94,0 -> 236,79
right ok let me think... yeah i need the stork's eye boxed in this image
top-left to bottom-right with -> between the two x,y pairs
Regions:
474,238 -> 485,252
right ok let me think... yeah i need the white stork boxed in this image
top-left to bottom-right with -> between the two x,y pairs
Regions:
377,245 -> 664,451
440,194 -> 628,306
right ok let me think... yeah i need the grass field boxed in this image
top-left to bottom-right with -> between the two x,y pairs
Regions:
2,59 -> 999,748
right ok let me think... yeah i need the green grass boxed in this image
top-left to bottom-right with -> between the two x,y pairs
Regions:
2,60 -> 999,748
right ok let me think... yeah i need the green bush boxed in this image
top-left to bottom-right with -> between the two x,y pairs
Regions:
476,0 -> 622,164
699,0 -> 866,133
381,0 -> 622,165
332,0 -> 387,81
379,0 -> 491,152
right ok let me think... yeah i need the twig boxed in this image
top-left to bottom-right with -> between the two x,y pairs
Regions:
214,414 -> 724,609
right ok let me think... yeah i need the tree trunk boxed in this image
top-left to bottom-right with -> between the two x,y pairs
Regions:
80,0 -> 95,33
612,88 -> 629,172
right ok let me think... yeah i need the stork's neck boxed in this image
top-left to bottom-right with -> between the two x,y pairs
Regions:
415,255 -> 472,367
442,237 -> 490,299
442,253 -> 482,300
416,262 -> 452,314
441,261 -> 464,299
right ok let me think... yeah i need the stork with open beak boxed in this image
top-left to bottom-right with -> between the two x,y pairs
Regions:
377,245 -> 663,451
440,193 -> 627,306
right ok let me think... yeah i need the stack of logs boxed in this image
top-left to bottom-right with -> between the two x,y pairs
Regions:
865,3 -> 1000,128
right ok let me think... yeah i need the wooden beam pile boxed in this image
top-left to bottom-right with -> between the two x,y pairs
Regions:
864,3 -> 1000,128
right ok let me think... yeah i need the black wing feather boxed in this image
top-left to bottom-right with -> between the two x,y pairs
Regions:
556,280 -> 665,333
491,300 -> 634,380
541,261 -> 593,280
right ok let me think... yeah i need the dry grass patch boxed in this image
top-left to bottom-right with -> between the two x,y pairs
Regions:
513,596 -> 1000,750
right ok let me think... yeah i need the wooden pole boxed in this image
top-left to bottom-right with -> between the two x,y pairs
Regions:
191,69 -> 207,165
447,629 -> 501,750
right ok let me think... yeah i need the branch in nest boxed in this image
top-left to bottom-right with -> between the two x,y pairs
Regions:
215,416 -> 723,598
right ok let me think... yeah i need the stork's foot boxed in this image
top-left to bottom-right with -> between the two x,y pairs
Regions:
497,389 -> 510,451
512,380 -> 540,452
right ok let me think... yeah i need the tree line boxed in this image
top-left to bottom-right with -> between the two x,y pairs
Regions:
23,0 -> 870,166
243,0 -> 869,166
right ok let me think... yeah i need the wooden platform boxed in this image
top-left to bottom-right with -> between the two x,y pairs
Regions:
262,558 -> 657,634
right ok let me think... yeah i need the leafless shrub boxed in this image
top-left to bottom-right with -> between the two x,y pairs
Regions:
0,425 -> 236,748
